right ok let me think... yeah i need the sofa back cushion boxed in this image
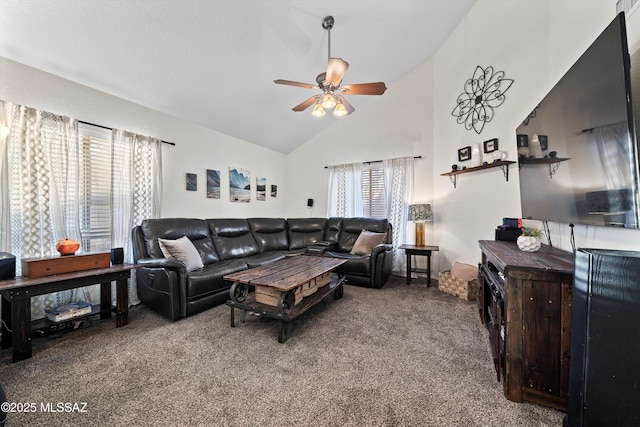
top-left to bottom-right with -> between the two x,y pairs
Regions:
248,218 -> 289,252
324,217 -> 343,244
207,219 -> 259,260
140,218 -> 219,265
336,217 -> 390,253
286,218 -> 328,250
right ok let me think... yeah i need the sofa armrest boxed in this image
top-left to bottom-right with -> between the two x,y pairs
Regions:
137,257 -> 187,272
135,257 -> 188,319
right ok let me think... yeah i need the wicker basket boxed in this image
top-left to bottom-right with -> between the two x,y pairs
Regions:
438,270 -> 478,301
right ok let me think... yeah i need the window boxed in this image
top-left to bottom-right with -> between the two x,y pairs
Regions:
362,163 -> 386,218
78,123 -> 112,252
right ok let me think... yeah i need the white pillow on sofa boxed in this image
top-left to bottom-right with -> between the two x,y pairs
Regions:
350,230 -> 386,255
158,236 -> 204,272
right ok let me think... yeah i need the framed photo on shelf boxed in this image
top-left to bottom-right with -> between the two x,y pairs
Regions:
517,134 -> 529,147
483,138 -> 498,153
458,146 -> 471,162
539,135 -> 548,151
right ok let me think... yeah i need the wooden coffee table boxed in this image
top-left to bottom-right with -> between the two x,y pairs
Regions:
224,255 -> 347,343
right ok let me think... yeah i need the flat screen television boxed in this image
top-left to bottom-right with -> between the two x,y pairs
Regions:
517,12 -> 640,228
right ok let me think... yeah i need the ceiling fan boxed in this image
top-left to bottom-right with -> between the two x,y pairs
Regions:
274,16 -> 387,117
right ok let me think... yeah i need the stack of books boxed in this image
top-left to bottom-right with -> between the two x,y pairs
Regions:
45,301 -> 92,322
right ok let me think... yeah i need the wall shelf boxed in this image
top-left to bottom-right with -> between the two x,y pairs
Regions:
518,157 -> 570,179
440,160 -> 516,188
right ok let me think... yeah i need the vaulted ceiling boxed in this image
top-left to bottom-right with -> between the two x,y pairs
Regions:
0,0 -> 476,153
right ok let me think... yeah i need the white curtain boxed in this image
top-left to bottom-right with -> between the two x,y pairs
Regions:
327,162 -> 364,217
5,104 -> 84,317
383,157 -> 414,275
111,129 -> 163,305
0,101 -> 163,318
327,157 -> 415,276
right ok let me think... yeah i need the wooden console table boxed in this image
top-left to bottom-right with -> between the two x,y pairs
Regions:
478,240 -> 574,410
0,264 -> 136,363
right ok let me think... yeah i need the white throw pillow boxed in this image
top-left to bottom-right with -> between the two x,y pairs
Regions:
350,230 -> 386,255
158,236 -> 204,272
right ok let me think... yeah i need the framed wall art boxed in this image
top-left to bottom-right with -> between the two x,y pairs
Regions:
229,167 -> 250,202
206,169 -> 220,199
271,185 -> 278,197
483,138 -> 498,153
538,135 -> 548,151
458,146 -> 471,162
186,173 -> 197,191
256,177 -> 266,201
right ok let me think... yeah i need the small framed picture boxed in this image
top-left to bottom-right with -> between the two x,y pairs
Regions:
538,135 -> 548,151
517,134 -> 529,148
186,173 -> 197,191
483,138 -> 498,153
458,146 -> 471,162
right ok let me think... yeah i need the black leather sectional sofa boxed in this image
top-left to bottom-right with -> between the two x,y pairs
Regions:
131,217 -> 394,320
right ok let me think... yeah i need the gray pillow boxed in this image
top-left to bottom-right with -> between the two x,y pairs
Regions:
350,230 -> 386,255
158,236 -> 204,272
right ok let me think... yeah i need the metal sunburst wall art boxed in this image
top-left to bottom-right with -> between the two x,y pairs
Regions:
451,65 -> 514,134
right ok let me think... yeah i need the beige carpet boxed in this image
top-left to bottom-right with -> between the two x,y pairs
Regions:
0,276 -> 564,426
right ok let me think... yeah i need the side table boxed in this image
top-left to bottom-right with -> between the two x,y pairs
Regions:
398,244 -> 440,286
0,264 -> 136,362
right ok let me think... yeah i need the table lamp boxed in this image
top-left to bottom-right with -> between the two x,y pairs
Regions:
408,204 -> 433,246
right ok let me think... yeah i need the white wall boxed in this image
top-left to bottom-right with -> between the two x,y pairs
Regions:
2,0 -> 639,276
432,0 -> 640,267
286,0 -> 640,275
0,57 -> 288,220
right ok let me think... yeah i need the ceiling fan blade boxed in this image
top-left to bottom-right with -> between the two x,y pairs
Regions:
325,57 -> 349,86
340,82 -> 387,95
274,79 -> 319,89
335,94 -> 355,115
292,95 -> 319,112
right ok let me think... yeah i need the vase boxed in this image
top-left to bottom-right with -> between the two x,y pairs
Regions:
529,134 -> 543,158
471,143 -> 482,167
517,235 -> 541,252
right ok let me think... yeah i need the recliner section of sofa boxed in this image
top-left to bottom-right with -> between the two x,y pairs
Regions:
132,217 -> 394,320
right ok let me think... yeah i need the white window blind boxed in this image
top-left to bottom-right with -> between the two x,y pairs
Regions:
78,123 -> 112,252
362,163 -> 386,218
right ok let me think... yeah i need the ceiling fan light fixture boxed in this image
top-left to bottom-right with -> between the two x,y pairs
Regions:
311,102 -> 326,117
322,93 -> 337,109
333,102 -> 348,117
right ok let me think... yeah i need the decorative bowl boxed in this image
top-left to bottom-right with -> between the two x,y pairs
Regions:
56,238 -> 80,256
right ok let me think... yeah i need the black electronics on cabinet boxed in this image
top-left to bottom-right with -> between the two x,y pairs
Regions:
568,248 -> 640,426
0,252 -> 16,280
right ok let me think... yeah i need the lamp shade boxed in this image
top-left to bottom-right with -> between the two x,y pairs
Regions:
408,204 -> 433,221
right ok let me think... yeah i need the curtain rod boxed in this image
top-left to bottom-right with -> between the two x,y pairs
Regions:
324,155 -> 422,169
78,120 -> 175,146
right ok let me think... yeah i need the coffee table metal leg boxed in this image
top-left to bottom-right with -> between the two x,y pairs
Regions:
278,319 -> 293,343
230,306 -> 235,327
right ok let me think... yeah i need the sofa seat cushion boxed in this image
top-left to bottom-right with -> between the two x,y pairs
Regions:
324,252 -> 371,276
186,259 -> 248,300
244,252 -> 287,268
